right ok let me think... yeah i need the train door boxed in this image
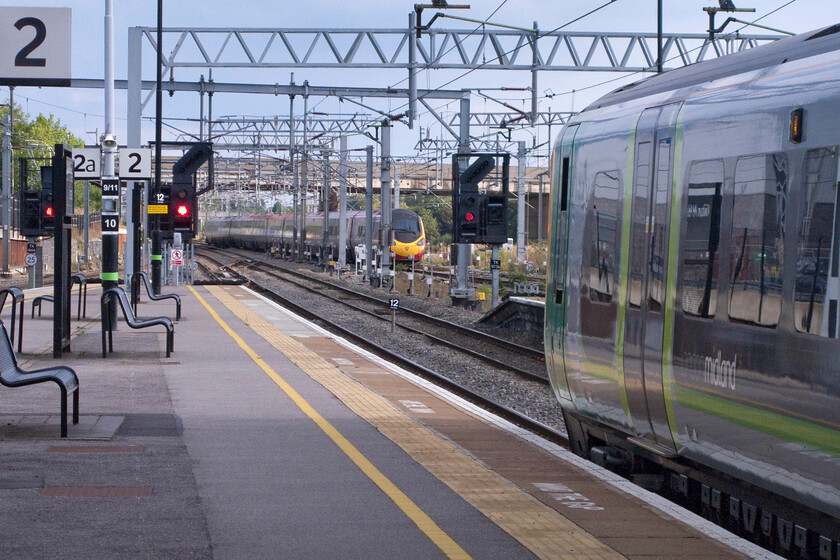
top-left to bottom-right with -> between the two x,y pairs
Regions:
622,104 -> 681,451
548,124 -> 579,397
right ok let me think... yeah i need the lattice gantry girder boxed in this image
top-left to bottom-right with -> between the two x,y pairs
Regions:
212,115 -> 377,136
206,116 -> 379,151
138,27 -> 780,72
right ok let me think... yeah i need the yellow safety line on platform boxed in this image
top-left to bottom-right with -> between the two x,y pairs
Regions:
189,286 -> 471,560
201,286 -> 623,560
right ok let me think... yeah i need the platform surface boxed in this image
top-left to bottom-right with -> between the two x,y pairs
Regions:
0,282 -> 780,559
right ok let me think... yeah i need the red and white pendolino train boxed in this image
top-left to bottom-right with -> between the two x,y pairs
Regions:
204,208 -> 426,262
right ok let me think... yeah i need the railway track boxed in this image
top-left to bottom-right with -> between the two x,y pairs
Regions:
200,246 -> 546,377
195,245 -> 567,447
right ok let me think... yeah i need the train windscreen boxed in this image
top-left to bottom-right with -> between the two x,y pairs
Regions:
392,212 -> 421,242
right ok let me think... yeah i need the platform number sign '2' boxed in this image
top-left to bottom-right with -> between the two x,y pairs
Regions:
119,148 -> 152,179
0,8 -> 72,87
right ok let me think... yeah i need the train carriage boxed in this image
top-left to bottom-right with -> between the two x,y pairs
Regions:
206,209 -> 425,263
546,25 -> 840,550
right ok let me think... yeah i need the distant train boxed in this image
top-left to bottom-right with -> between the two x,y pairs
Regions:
205,208 -> 425,263
546,25 -> 840,553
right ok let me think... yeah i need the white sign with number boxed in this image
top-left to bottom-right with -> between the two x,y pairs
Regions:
0,8 -> 71,87
24,253 -> 37,267
73,148 -> 101,179
119,148 -> 152,179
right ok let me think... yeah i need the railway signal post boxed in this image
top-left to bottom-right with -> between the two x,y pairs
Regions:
452,152 -> 510,308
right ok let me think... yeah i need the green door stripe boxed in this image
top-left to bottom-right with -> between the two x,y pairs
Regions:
662,106 -> 687,447
615,117 -> 641,431
557,125 -> 579,400
675,385 -> 840,456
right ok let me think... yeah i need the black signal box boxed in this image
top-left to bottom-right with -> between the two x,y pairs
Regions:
481,194 -> 507,245
40,189 -> 56,235
451,153 -> 510,244
20,190 -> 41,237
170,183 -> 196,236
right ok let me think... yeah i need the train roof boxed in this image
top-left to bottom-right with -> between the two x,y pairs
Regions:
585,24 -> 840,111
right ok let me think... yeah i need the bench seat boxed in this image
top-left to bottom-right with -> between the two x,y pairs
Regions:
133,271 -> 181,321
101,287 -> 174,358
0,320 -> 79,437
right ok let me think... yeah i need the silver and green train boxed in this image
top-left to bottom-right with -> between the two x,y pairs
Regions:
546,25 -> 840,555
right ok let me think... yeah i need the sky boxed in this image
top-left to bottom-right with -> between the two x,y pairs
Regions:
0,0 -> 835,158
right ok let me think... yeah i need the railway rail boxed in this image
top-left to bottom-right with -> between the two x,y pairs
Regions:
199,246 -> 546,375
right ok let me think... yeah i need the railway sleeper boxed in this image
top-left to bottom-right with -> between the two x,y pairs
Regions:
563,409 -> 839,560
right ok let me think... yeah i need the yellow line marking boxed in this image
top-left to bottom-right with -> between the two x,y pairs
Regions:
189,286 -> 471,560
203,285 -> 624,560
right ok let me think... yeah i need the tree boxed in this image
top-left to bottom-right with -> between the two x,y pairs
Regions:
0,101 -> 92,210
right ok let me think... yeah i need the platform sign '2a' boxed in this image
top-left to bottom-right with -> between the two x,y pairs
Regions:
0,8 -> 71,87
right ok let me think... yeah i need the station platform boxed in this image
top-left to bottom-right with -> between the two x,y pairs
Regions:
0,282 -> 781,559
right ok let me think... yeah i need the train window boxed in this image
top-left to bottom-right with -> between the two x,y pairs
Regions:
392,218 -> 419,233
629,141 -> 651,307
588,171 -> 621,303
682,160 -> 723,318
794,148 -> 838,335
728,153 -> 788,327
649,139 -> 673,310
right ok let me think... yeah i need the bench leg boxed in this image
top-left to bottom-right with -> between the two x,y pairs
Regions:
176,302 -> 181,321
16,302 -> 23,353
165,330 -> 171,358
101,303 -> 110,358
73,388 -> 79,425
60,387 -> 68,438
9,307 -> 15,348
101,305 -> 106,358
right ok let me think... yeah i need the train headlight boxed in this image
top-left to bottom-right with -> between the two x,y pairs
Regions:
417,239 -> 425,246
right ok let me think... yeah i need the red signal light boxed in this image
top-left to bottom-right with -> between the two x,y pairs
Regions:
44,206 -> 54,217
176,204 -> 189,217
465,211 -> 475,222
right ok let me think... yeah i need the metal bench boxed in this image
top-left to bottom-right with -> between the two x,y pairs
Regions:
133,270 -> 181,321
101,287 -> 174,358
31,294 -> 54,318
32,276 -> 89,320
0,320 -> 79,437
0,287 -> 25,353
71,273 -> 88,319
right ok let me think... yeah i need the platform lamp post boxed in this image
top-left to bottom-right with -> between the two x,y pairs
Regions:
151,0 -> 164,294
102,0 -> 119,328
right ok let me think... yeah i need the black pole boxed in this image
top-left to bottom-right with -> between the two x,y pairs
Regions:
152,0 -> 163,293
657,0 -> 663,74
53,145 -> 73,357
152,230 -> 162,295
131,184 -> 142,303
